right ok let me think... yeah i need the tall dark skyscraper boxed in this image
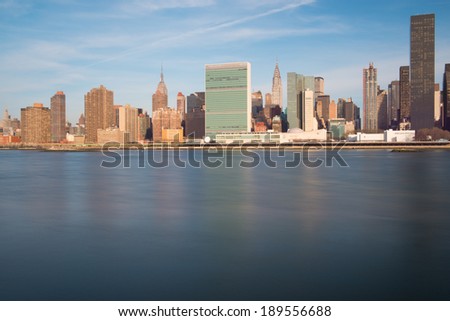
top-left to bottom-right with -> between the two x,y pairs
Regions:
399,66 -> 410,122
444,64 -> 450,130
410,13 -> 435,130
50,91 -> 66,143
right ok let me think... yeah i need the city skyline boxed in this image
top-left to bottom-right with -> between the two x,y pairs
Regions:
1,0 -> 449,124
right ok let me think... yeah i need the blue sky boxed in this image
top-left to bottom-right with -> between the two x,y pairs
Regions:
1,0 -> 449,123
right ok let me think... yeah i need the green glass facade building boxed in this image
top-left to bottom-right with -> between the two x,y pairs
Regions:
205,62 -> 251,139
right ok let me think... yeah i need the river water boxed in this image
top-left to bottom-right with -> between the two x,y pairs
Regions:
0,149 -> 449,300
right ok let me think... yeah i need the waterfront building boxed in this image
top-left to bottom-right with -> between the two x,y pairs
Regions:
50,91 -> 66,143
444,64 -> 450,130
363,63 -> 378,132
118,104 -> 139,143
152,70 -> 168,113
84,85 -> 114,143
271,63 -> 283,108
329,119 -> 346,140
152,108 -> 183,142
287,72 -> 315,130
138,112 -> 151,142
97,128 -> 127,144
21,103 -> 51,144
185,108 -> 205,140
205,62 -> 251,139
410,14 -> 435,130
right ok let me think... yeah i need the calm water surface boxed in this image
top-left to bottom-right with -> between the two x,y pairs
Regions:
0,149 -> 449,300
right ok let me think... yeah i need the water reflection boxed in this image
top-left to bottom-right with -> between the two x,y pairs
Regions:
0,150 -> 449,300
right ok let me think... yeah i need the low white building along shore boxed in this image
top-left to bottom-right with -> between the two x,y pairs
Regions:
347,130 -> 415,142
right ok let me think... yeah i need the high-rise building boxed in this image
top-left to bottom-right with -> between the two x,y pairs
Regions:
377,89 -> 388,131
265,93 -> 272,108
301,89 -> 315,132
410,14 -> 435,130
138,112 -> 151,142
399,66 -> 411,122
152,108 -> 182,142
363,63 -> 378,132
271,63 -> 283,108
50,91 -> 66,143
316,95 -> 330,122
388,81 -> 400,127
205,62 -> 251,139
21,103 -> 51,143
187,92 -> 205,112
0,108 -> 11,129
118,104 -> 139,143
434,84 -> 441,124
252,91 -> 263,118
337,98 -> 346,119
152,70 -> 168,113
444,64 -> 450,130
177,92 -> 186,121
314,77 -> 325,99
329,100 -> 337,120
287,72 -> 315,130
84,85 -> 114,143
344,99 -> 356,122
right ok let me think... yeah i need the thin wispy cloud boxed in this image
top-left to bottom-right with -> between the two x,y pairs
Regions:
87,0 -> 317,66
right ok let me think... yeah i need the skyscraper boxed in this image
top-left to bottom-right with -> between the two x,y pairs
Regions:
388,81 -> 400,127
271,63 -> 282,108
21,103 -> 51,143
50,91 -> 66,143
301,89 -> 315,132
118,104 -> 139,143
205,62 -> 251,139
377,88 -> 388,131
152,70 -> 168,113
0,108 -> 11,129
314,77 -> 325,99
287,72 -> 315,130
434,84 -> 441,124
363,63 -> 378,132
252,91 -> 263,118
444,64 -> 450,130
316,95 -> 330,122
399,66 -> 411,122
410,14 -> 435,130
84,85 -> 114,143
177,92 -> 186,121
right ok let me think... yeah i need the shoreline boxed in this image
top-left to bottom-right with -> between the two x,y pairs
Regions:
1,142 -> 450,152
